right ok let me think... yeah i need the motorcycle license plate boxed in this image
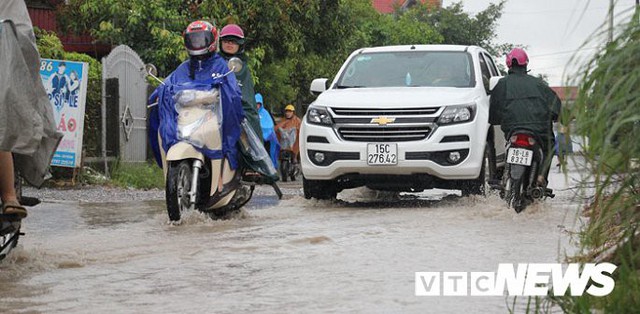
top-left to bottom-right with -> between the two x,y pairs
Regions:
367,143 -> 398,165
507,148 -> 533,166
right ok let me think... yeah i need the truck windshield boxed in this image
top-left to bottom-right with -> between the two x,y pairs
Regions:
336,51 -> 475,88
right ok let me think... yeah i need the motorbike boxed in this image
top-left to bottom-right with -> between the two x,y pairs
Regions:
501,130 -> 555,213
277,128 -> 299,182
0,214 -> 21,261
279,150 -> 299,182
0,171 -> 23,261
147,58 -> 279,221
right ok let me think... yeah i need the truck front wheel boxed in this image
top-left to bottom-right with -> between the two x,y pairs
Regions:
303,177 -> 337,200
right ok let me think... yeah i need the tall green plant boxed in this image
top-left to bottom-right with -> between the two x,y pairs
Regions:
553,8 -> 640,313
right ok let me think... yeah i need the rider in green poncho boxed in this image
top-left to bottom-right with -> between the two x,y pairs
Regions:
218,24 -> 278,182
489,48 -> 561,183
217,24 -> 262,141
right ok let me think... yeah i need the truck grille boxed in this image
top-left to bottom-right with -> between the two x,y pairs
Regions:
332,107 -> 440,116
338,126 -> 432,142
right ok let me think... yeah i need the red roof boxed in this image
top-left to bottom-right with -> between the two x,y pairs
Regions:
27,5 -> 111,57
372,0 -> 441,14
550,86 -> 579,101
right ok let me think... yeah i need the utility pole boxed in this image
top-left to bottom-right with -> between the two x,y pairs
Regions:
608,0 -> 614,43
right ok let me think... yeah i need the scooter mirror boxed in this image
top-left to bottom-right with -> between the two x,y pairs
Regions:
228,57 -> 243,73
145,63 -> 158,77
144,63 -> 164,85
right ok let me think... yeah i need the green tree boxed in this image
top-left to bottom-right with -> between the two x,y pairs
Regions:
394,1 -> 511,56
59,0 -> 190,75
57,0 -> 507,113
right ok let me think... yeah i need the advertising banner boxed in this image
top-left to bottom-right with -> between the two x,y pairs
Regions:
39,59 -> 88,168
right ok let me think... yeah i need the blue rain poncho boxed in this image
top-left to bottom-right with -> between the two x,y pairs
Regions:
255,93 -> 280,169
148,54 -> 244,169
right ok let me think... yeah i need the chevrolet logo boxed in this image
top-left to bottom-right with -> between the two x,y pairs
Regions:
370,116 -> 396,126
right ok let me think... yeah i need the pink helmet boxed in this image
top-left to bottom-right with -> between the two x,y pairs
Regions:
220,24 -> 245,39
506,48 -> 529,68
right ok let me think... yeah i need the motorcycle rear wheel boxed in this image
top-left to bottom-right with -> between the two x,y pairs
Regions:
166,160 -> 193,221
507,177 -> 526,213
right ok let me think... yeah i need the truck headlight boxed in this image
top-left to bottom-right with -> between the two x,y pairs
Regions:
437,104 -> 476,125
306,106 -> 333,126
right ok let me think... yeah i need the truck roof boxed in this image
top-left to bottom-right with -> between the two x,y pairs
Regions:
357,45 -> 482,54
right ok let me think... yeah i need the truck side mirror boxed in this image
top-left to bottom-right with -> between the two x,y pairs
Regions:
310,78 -> 328,96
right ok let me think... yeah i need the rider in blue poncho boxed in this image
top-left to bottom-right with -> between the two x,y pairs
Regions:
148,21 -> 244,170
255,93 -> 280,169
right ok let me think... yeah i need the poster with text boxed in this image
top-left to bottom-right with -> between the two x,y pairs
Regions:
40,59 -> 89,168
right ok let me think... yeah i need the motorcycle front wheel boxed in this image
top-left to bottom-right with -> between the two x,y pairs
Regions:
166,160 -> 193,221
280,159 -> 290,182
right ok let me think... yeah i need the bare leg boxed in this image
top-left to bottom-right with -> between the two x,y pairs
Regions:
0,151 -> 18,203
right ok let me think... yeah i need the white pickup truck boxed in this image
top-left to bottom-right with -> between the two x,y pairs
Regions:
300,45 -> 506,199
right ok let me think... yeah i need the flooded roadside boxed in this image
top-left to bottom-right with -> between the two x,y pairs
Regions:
1,160 -> 587,313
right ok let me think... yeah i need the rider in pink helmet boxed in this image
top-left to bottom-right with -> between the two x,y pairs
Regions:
489,47 -> 561,187
219,24 -> 246,55
505,47 -> 529,68
217,23 -> 264,160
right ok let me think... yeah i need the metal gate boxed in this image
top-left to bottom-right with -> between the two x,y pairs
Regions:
101,45 -> 148,162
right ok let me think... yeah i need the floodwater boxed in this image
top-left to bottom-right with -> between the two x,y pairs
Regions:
0,160 -> 588,313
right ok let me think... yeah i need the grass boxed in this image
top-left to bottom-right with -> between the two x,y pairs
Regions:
545,6 -> 640,314
110,161 -> 164,190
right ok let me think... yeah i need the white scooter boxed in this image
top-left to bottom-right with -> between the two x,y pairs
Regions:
148,59 -> 276,221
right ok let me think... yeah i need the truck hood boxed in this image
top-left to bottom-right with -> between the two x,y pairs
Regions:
313,87 -> 479,109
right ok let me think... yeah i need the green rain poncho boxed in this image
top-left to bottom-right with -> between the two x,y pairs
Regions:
489,66 -> 561,147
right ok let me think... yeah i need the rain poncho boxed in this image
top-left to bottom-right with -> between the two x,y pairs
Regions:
218,52 -> 278,181
148,54 -> 244,169
218,52 -> 262,140
0,1 -> 62,187
255,93 -> 280,169
489,66 -> 561,144
275,115 -> 302,157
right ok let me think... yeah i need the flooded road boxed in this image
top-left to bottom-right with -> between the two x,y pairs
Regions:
1,161 -> 587,313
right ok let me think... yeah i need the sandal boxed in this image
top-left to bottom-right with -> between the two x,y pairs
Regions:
2,200 -> 27,219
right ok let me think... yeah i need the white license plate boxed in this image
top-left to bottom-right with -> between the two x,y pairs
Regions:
367,143 -> 398,165
507,148 -> 533,166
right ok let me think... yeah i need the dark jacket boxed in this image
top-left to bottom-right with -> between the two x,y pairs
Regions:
489,67 -> 561,142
